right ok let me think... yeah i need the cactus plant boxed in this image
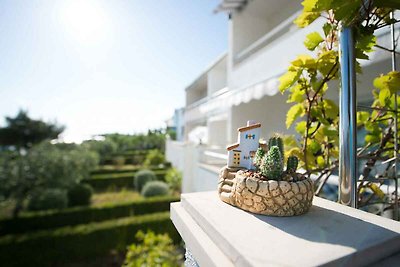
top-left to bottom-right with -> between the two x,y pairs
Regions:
268,136 -> 284,156
260,146 -> 283,180
253,147 -> 266,168
286,155 -> 299,173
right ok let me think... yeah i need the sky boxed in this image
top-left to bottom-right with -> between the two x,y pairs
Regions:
0,0 -> 227,142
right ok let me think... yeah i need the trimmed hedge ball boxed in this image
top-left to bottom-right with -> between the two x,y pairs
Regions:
141,181 -> 169,198
67,183 -> 93,207
28,189 -> 68,211
134,169 -> 156,192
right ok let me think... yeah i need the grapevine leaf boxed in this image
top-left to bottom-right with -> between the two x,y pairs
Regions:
379,88 -> 391,106
317,50 -> 338,76
283,135 -> 298,148
356,33 -> 376,53
374,72 -> 400,93
365,134 -> 380,144
302,0 -> 332,12
323,99 -> 339,119
291,55 -> 317,69
294,12 -> 320,28
295,121 -> 307,135
287,84 -> 305,103
309,140 -> 321,154
304,32 -> 324,51
355,48 -> 369,60
356,111 -> 370,127
322,23 -> 333,36
317,156 -> 325,167
279,70 -> 300,93
286,103 -> 304,129
332,0 -> 361,24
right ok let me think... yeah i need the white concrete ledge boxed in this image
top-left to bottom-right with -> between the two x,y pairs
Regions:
171,191 -> 400,267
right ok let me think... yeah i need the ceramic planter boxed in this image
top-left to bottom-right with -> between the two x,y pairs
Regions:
218,167 -> 314,216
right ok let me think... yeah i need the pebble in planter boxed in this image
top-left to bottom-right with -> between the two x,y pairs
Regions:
218,122 -> 313,216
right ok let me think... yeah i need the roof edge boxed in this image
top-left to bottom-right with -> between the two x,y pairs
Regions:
238,123 -> 261,132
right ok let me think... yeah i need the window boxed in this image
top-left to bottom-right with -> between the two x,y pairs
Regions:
245,134 -> 255,139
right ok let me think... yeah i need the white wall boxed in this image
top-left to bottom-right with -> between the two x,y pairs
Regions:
207,56 -> 227,96
207,118 -> 227,147
230,92 -> 295,142
186,75 -> 207,106
193,165 -> 220,192
231,0 -> 301,58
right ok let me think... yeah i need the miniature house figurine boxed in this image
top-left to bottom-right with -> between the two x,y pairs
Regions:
227,120 -> 261,170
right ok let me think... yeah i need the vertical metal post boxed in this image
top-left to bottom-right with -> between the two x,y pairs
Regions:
339,26 -> 357,208
390,11 -> 399,220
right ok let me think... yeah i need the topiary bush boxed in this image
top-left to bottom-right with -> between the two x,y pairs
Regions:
143,149 -> 165,167
28,189 -> 68,211
67,183 -> 93,207
134,170 -> 156,192
141,181 -> 169,198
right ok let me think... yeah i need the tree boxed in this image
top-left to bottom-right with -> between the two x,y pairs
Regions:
0,142 -> 98,217
0,110 -> 64,150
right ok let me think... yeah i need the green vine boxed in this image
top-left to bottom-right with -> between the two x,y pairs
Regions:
279,0 -> 400,206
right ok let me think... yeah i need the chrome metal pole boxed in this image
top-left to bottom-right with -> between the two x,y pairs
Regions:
339,26 -> 357,208
390,11 -> 399,221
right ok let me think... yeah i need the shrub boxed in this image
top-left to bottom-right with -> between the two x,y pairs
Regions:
28,189 -> 68,211
83,170 -> 167,191
67,184 -> 93,207
0,142 -> 98,217
0,212 -> 180,267
165,168 -> 182,193
134,170 -> 156,192
141,181 -> 169,198
0,196 -> 180,235
143,149 -> 165,167
123,231 -> 182,267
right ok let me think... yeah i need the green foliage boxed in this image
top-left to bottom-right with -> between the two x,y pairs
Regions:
141,181 -> 170,198
84,170 -> 167,191
286,103 -> 305,129
0,212 -> 180,267
0,142 -> 98,217
253,147 -> 266,168
260,146 -> 283,180
304,32 -> 324,51
143,149 -> 166,167
0,110 -> 64,150
102,130 -> 166,153
67,184 -> 93,207
165,168 -> 182,193
81,138 -> 118,162
28,189 -> 68,211
357,71 -> 400,148
280,0 -> 400,211
286,156 -> 299,173
123,230 -> 182,267
0,196 -> 179,235
134,170 -> 157,192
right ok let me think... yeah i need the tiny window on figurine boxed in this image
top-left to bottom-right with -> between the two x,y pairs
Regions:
218,120 -> 314,216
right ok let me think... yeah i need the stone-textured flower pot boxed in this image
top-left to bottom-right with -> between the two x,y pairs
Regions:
218,166 -> 314,216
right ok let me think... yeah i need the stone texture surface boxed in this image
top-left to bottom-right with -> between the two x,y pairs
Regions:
218,166 -> 313,216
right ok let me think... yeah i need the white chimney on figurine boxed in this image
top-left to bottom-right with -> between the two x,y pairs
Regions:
247,120 -> 256,126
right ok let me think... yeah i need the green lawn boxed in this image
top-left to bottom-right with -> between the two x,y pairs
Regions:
91,190 -> 142,206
